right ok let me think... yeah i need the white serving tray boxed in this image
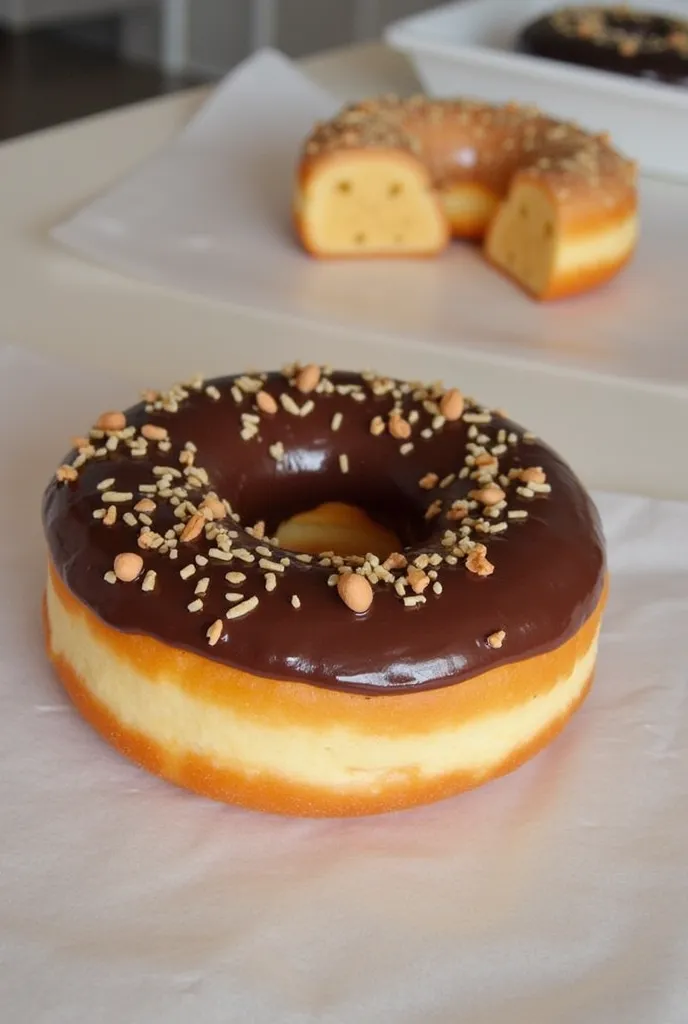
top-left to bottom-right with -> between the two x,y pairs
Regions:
386,0 -> 688,180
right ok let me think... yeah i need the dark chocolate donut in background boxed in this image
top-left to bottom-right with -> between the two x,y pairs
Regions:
518,5 -> 688,85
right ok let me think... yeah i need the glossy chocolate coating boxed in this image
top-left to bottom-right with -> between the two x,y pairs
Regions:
519,6 -> 688,85
43,372 -> 605,695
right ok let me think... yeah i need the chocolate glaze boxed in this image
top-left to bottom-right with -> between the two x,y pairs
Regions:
519,6 -> 688,85
43,371 -> 605,695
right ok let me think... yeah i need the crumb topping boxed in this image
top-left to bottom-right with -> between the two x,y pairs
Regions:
301,93 -> 636,191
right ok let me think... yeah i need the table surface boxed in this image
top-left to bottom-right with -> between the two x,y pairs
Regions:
1,43 -> 686,500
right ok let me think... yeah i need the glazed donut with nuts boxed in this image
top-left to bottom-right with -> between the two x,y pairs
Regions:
43,364 -> 607,817
519,5 -> 688,85
294,95 -> 638,300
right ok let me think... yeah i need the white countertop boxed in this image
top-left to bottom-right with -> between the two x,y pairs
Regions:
1,43 -> 686,500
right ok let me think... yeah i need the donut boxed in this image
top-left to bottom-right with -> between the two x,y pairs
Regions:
43,366 -> 607,817
519,5 -> 688,85
294,96 -> 638,300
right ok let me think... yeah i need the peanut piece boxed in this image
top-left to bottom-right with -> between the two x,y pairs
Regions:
466,545 -> 495,577
470,485 -> 505,506
256,390 -> 278,414
141,424 -> 168,441
96,411 -> 126,432
113,552 -> 143,582
382,552 -> 407,570
206,619 -> 223,647
200,496 -> 226,520
389,415 -> 411,440
337,573 -> 373,613
418,473 -> 439,490
134,498 -> 156,514
295,364 -> 320,393
180,513 -> 205,543
439,388 -> 464,421
407,567 -> 430,594
520,466 -> 546,485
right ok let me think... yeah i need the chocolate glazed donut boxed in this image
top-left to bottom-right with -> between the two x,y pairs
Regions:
43,367 -> 605,696
519,5 -> 688,85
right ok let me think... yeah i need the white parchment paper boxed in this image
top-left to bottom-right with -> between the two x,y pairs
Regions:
1,344 -> 687,1023
52,49 -> 688,390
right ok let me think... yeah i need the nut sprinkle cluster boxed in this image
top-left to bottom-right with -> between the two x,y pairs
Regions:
49,368 -> 552,655
302,94 -> 637,202
47,365 -> 577,692
550,5 -> 688,58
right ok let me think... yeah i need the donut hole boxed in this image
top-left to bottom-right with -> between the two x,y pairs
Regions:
276,502 -> 402,559
231,462 -> 434,560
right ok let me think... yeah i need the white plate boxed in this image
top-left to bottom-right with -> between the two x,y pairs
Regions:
386,0 -> 688,180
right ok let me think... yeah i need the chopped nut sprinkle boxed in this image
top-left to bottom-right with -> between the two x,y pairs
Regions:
291,594 -> 301,609
280,393 -> 301,416
208,548 -> 233,561
331,412 -> 343,432
487,630 -> 506,649
419,472 -> 439,490
206,619 -> 223,646
141,570 -> 157,592
226,595 -> 259,619
187,599 -> 204,613
101,490 -> 134,504
259,558 -> 285,573
339,453 -> 349,474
